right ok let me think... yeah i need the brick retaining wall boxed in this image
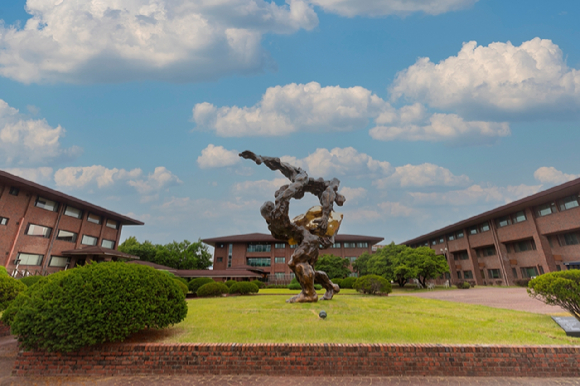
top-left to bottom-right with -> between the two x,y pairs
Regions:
12,343 -> 580,377
0,321 -> 10,337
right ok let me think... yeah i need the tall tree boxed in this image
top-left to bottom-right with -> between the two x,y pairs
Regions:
314,254 -> 352,279
118,238 -> 212,270
401,247 -> 449,288
352,252 -> 372,276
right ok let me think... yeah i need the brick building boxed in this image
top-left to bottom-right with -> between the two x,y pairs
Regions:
203,232 -> 384,282
0,170 -> 143,276
401,177 -> 580,286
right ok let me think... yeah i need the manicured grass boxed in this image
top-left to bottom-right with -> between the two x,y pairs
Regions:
259,288 -> 358,295
162,294 -> 578,345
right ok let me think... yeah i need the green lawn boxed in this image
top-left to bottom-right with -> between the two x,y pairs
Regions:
160,294 -> 578,345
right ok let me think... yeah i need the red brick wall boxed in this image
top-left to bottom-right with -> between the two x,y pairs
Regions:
12,343 -> 580,377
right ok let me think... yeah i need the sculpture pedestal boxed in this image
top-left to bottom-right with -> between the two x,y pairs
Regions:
552,316 -> 580,337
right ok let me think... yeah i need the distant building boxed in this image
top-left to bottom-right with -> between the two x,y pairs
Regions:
202,232 -> 384,282
0,170 -> 143,276
402,178 -> 580,286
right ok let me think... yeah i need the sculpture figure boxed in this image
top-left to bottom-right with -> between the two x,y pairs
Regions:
240,151 -> 346,303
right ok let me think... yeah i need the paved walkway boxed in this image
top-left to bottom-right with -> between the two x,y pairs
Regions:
394,287 -> 568,314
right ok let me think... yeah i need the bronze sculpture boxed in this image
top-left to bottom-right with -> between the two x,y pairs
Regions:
240,151 -> 346,303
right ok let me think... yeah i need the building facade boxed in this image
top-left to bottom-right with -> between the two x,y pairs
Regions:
402,178 -> 580,286
0,170 -> 143,275
203,233 -> 384,282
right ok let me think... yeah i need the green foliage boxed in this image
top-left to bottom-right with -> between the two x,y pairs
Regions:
353,275 -> 392,295
188,277 -> 214,293
340,277 -> 357,289
266,284 -> 288,289
352,252 -> 372,276
197,282 -> 229,297
288,282 -> 322,290
251,280 -> 265,289
1,262 -> 187,352
173,278 -> 189,295
0,276 -> 27,311
118,236 -> 212,270
229,282 -> 259,295
0,266 -> 8,276
18,276 -> 43,287
225,280 -> 237,288
332,278 -> 343,287
314,254 -> 351,279
456,281 -> 471,289
528,271 -> 580,321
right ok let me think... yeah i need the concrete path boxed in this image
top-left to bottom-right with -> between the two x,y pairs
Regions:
395,287 -> 568,314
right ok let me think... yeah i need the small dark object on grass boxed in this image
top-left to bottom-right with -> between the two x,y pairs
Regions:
319,311 -> 327,319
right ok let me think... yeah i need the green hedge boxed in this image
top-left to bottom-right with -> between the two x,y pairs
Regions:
353,275 -> 392,295
173,278 -> 189,295
197,282 -> 229,297
225,280 -> 237,288
340,277 -> 357,289
0,276 -> 26,311
288,282 -> 322,290
229,282 -> 259,295
0,266 -> 8,277
528,271 -> 580,321
250,280 -> 265,289
332,278 -> 343,287
19,276 -> 43,287
456,281 -> 471,289
1,262 -> 187,352
188,277 -> 214,293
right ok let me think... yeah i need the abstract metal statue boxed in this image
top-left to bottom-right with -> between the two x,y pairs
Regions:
240,151 -> 346,303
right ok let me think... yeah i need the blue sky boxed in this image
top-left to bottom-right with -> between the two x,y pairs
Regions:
1,0 -> 580,246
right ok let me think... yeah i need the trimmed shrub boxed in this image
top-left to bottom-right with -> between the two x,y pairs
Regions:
19,276 -> 43,287
455,281 -> 471,289
188,277 -> 214,293
340,277 -> 357,289
225,280 -> 237,288
528,271 -> 580,321
353,275 -> 392,295
266,284 -> 288,289
0,276 -> 26,311
0,266 -> 8,276
1,262 -> 187,352
515,279 -> 531,287
332,278 -> 343,287
230,282 -> 259,295
288,282 -> 322,290
251,280 -> 265,289
173,278 -> 189,295
197,282 -> 229,297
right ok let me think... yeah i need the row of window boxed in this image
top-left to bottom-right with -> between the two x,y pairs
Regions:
244,255 -> 359,267
15,252 -> 70,267
23,223 -> 115,248
33,195 -> 119,229
535,194 -> 580,217
245,242 -> 368,252
496,210 -> 527,228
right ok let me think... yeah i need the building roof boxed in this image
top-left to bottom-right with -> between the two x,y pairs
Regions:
0,169 -> 143,226
61,246 -> 140,260
401,177 -> 580,245
202,232 -> 384,246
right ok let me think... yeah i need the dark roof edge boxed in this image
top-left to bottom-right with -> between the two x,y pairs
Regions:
401,177 -> 580,245
0,169 -> 144,226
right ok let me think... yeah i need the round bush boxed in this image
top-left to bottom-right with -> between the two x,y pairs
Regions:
197,282 -> 229,297
230,282 -> 259,295
528,270 -> 580,321
173,278 -> 189,296
1,262 -> 187,352
225,280 -> 237,288
188,277 -> 214,293
250,280 -> 265,289
353,275 -> 392,295
340,277 -> 357,289
0,276 -> 26,311
0,266 -> 8,277
19,276 -> 43,287
332,278 -> 343,287
456,281 -> 471,289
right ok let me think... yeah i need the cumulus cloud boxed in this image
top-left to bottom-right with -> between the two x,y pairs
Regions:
310,0 -> 477,17
390,38 -> 580,118
339,187 -> 367,201
374,163 -> 470,188
409,184 -> 542,206
0,99 -> 81,165
4,167 -> 53,184
232,178 -> 288,196
534,167 -> 580,185
197,144 -> 241,168
0,0 -> 318,84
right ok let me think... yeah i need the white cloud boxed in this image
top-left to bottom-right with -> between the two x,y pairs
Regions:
409,184 -> 542,206
0,0 -> 318,84
534,166 -> 580,185
0,99 -> 81,165
390,38 -> 580,118
232,178 -> 288,197
4,167 -> 53,184
127,167 -> 183,194
374,163 -> 470,188
339,187 -> 367,201
197,144 -> 240,168
310,0 -> 477,17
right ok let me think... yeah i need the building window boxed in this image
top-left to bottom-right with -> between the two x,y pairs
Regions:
0,217 -> 8,226
512,268 -> 518,278
559,195 -> 580,212
476,245 -> 496,257
558,232 -> 580,246
431,240 -> 437,246
247,243 -> 271,252
16,252 -> 43,266
520,266 -> 539,278
356,242 -> 368,248
81,235 -> 98,246
25,223 -> 52,238
106,219 -> 118,229
87,213 -> 102,224
9,187 -> 19,196
344,242 -> 356,248
512,211 -> 526,224
556,265 -> 561,271
454,251 -> 469,260
488,269 -> 501,279
35,196 -> 59,212
56,229 -> 78,243
275,273 -> 286,279
469,227 -> 478,235
508,239 -> 536,253
347,256 -> 357,264
480,222 -> 490,232
274,243 -> 285,249
457,271 -> 462,279
456,231 -> 464,239
290,244 -> 297,249
538,265 -> 545,274
228,244 -> 233,268
438,237 -> 444,244
480,270 -> 485,279
332,242 -> 341,248
49,256 -> 69,268
216,257 -> 223,263
496,216 -> 511,228
536,202 -> 557,217
102,239 -> 115,249
64,205 -> 83,219
448,234 -> 455,241
247,257 -> 271,267
463,270 -> 473,279
275,257 -> 285,263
